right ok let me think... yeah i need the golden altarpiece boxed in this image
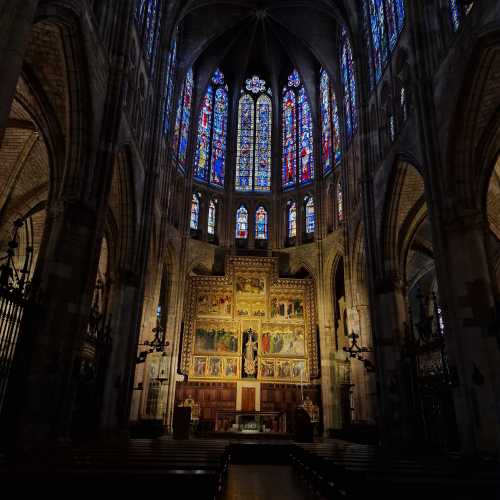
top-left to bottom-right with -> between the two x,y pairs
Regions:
175,257 -> 321,434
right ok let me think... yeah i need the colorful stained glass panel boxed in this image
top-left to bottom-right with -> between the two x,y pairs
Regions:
282,90 -> 297,189
255,206 -> 268,240
236,206 -> 248,239
235,95 -> 254,191
210,87 -> 228,187
298,87 -> 315,184
320,70 -> 333,175
255,95 -> 272,191
194,85 -> 214,181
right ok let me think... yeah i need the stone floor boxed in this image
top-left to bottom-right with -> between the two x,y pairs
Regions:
223,465 -> 315,500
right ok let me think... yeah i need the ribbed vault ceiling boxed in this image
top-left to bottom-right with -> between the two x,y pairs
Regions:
174,0 -> 357,98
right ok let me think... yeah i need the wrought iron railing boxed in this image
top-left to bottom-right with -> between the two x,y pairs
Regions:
0,219 -> 33,415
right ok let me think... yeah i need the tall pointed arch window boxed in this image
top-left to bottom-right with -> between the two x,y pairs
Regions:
135,0 -> 161,68
287,201 -> 297,239
190,193 -> 200,230
282,69 -> 315,190
172,68 -> 193,171
255,206 -> 269,240
235,206 -> 248,239
235,76 -> 272,192
320,69 -> 342,176
163,27 -> 178,136
449,0 -> 461,32
362,0 -> 406,90
305,196 -> 315,234
194,69 -> 229,187
208,199 -> 216,236
340,28 -> 358,142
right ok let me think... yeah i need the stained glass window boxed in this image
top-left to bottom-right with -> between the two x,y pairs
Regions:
193,69 -> 228,186
305,196 -> 315,234
320,69 -> 342,176
288,69 -> 301,88
337,182 -> 344,223
320,71 -> 333,175
163,28 -> 178,136
255,95 -> 272,191
449,0 -> 461,32
172,68 -> 193,171
340,28 -> 358,141
298,87 -> 315,184
255,206 -> 268,240
282,89 -> 297,189
395,0 -> 405,33
190,193 -> 200,230
246,76 -> 266,94
136,0 -> 161,67
288,201 -> 297,239
236,206 -> 248,239
363,1 -> 406,89
208,200 -> 216,235
212,68 -> 225,85
210,87 -> 228,187
235,76 -> 271,192
235,94 -> 254,191
282,70 -> 315,188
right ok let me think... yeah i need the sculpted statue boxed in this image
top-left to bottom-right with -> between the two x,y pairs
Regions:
244,329 -> 258,376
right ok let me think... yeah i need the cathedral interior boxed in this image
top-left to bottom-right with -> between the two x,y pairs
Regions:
1,0 -> 500,496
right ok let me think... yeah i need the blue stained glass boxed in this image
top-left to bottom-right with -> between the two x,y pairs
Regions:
386,0 -> 398,50
298,87 -> 315,184
212,68 -> 225,85
235,94 -> 254,191
236,206 -> 248,239
341,39 -> 352,140
163,31 -> 178,135
362,0 -> 375,91
191,194 -> 200,230
210,87 -> 228,187
178,68 -> 193,170
288,69 -> 301,88
145,0 -> 159,63
332,90 -> 342,165
172,68 -> 193,171
320,70 -> 333,175
288,202 -> 297,238
449,0 -> 461,32
395,0 -> 405,32
255,206 -> 268,240
341,27 -> 358,141
246,75 -> 266,94
194,85 -> 214,181
255,95 -> 272,192
282,90 -> 297,188
305,197 -> 315,234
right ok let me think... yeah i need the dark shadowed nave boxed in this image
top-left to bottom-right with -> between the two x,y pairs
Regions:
0,0 -> 499,495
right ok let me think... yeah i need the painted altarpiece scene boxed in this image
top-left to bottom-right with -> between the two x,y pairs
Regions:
181,257 -> 318,384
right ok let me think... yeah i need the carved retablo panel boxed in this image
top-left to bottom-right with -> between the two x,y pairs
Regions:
182,257 -> 318,383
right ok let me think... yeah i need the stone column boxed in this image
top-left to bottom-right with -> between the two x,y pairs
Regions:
372,277 -> 414,448
0,1 -> 39,144
4,199 -> 101,454
99,270 -> 144,438
440,213 -> 500,455
353,304 -> 377,424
